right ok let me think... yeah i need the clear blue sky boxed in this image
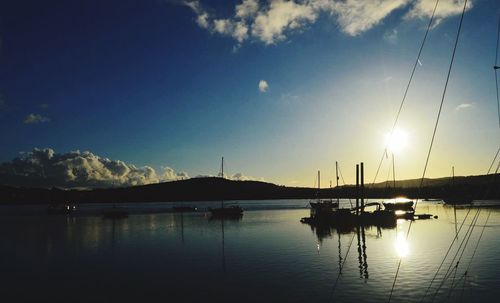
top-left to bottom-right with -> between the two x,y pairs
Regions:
0,0 -> 499,188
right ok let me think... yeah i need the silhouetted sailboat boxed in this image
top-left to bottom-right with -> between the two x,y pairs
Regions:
209,157 -> 243,218
310,170 -> 339,209
443,166 -> 473,205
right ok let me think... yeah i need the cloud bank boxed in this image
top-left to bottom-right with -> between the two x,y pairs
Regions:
0,148 -> 189,188
182,0 -> 472,45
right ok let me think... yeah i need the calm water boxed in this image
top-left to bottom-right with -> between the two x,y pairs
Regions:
1,200 -> 499,302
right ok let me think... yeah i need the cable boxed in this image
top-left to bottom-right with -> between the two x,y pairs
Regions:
389,1 -> 469,301
420,207 -> 473,302
373,0 -> 442,187
337,164 -> 353,208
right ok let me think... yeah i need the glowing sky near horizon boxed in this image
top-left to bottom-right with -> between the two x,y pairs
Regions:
0,0 -> 499,188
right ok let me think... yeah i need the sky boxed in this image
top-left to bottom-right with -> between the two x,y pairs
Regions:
0,0 -> 499,188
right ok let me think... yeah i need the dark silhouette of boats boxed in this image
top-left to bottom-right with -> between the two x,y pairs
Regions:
208,157 -> 244,218
442,166 -> 473,205
383,201 -> 414,211
301,202 -> 397,229
47,201 -> 75,214
173,206 -> 197,212
310,170 -> 339,209
209,205 -> 243,218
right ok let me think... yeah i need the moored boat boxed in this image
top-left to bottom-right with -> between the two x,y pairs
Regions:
47,202 -> 75,214
209,205 -> 243,217
173,206 -> 198,212
383,201 -> 414,211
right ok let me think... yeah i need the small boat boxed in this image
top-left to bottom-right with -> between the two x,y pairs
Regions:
209,205 -> 243,217
383,201 -> 414,211
310,200 -> 339,209
310,170 -> 339,210
442,166 -> 473,205
173,206 -> 198,212
47,202 -> 75,214
209,157 -> 244,218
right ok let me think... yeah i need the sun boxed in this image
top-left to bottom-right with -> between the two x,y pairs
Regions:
385,129 -> 409,154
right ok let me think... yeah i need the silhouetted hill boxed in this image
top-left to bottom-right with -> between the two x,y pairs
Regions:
0,174 -> 499,204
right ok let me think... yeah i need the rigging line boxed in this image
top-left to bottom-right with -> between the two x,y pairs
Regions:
439,209 -> 481,283
420,206 -> 473,303
487,147 -> 500,174
414,0 -> 468,215
447,262 -> 459,300
389,2 -> 468,301
328,233 -> 356,301
448,211 -> 492,294
371,0 -> 442,187
431,208 -> 482,302
337,164 -> 353,208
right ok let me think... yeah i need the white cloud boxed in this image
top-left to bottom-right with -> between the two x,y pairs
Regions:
406,0 -> 472,26
24,113 -> 50,124
231,172 -> 263,181
0,148 -> 190,188
329,0 -> 410,36
455,102 -> 475,111
181,0 -> 473,46
259,79 -> 269,92
251,0 -> 317,44
162,166 -> 189,181
236,0 -> 260,19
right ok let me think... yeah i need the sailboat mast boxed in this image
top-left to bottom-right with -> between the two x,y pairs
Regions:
221,156 -> 224,179
452,166 -> 455,186
221,156 -> 224,208
336,161 -> 339,204
316,170 -> 320,201
392,153 -> 396,189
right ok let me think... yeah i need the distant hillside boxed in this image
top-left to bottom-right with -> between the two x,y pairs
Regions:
1,174 -> 499,204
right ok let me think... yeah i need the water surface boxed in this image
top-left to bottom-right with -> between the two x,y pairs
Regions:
1,200 -> 499,302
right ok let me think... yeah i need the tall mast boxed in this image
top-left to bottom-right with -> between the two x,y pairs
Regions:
221,156 -> 224,179
336,161 -> 339,204
316,170 -> 320,201
392,153 -> 396,189
221,156 -> 224,208
452,166 -> 455,187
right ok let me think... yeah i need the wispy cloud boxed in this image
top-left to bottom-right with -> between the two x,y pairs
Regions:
383,29 -> 399,44
455,102 -> 475,111
23,113 -> 50,124
180,1 -> 471,46
259,79 -> 269,92
0,148 -> 189,188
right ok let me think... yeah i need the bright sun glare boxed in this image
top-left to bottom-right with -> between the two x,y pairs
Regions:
385,129 -> 409,154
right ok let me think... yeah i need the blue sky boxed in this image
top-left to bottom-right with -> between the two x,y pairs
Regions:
0,0 -> 499,188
